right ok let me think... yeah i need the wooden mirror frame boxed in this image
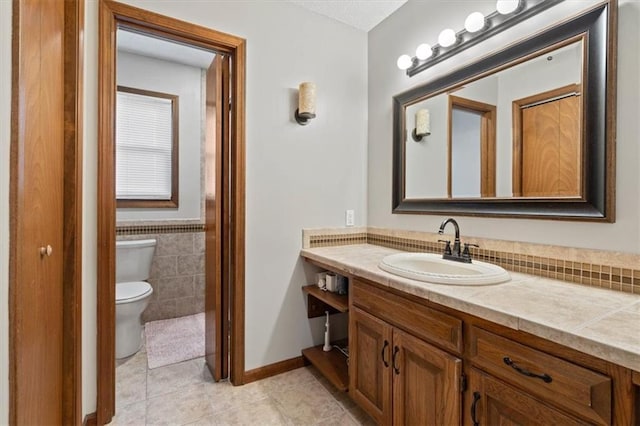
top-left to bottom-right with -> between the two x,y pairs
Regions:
392,0 -> 617,221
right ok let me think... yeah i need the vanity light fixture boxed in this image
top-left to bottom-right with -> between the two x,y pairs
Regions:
295,82 -> 317,125
412,109 -> 431,142
396,0 -> 563,76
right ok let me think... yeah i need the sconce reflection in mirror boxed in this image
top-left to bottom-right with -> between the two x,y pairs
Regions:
412,109 -> 430,142
397,0 -> 563,77
295,82 -> 316,125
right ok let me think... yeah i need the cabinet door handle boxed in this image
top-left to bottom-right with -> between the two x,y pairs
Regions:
381,340 -> 390,367
503,357 -> 552,383
470,391 -> 481,426
392,345 -> 400,375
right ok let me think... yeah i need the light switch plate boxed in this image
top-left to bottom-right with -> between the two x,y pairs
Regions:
345,210 -> 355,227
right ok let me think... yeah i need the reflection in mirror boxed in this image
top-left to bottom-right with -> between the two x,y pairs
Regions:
404,40 -> 583,200
392,1 -> 616,220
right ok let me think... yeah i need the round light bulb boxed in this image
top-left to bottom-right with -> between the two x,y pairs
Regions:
397,54 -> 413,70
415,43 -> 433,60
438,29 -> 457,48
496,0 -> 520,15
464,12 -> 485,33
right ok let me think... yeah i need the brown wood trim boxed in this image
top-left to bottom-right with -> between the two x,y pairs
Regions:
632,370 -> 640,387
98,1 -> 247,422
230,38 -> 247,385
83,412 -> 98,426
8,2 -> 20,423
63,0 -> 84,424
243,356 -> 306,384
115,85 -> 179,209
97,1 -> 118,423
512,83 -> 583,198
448,95 -> 497,198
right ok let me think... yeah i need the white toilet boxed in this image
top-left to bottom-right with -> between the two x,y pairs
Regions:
115,238 -> 156,359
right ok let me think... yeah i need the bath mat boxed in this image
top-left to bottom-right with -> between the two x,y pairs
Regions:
145,312 -> 205,369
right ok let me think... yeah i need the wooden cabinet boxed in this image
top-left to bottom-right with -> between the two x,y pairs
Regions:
467,368 -> 585,426
350,306 -> 462,426
300,258 -> 637,426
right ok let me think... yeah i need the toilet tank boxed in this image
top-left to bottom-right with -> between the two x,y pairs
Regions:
115,239 -> 157,283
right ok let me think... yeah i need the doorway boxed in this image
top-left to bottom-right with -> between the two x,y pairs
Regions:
447,95 -> 496,198
97,1 -> 246,424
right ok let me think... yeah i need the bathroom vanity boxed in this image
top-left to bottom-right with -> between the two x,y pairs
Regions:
300,244 -> 640,426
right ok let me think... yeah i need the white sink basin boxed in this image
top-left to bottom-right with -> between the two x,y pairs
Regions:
379,252 -> 510,286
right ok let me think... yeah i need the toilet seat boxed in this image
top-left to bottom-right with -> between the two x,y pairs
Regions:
116,281 -> 153,304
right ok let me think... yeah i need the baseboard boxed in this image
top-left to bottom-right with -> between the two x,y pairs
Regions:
243,355 -> 306,384
83,412 -> 97,426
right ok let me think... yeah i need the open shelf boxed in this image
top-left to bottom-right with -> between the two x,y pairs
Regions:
302,285 -> 348,318
302,344 -> 349,392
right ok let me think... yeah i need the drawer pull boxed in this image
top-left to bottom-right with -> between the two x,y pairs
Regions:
470,391 -> 480,426
392,346 -> 400,375
503,357 -> 552,383
381,340 -> 390,367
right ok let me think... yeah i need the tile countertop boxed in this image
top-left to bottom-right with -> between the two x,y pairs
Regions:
300,244 -> 640,373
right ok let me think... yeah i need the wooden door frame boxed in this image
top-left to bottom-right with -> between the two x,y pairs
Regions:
512,83 -> 582,196
97,1 -> 246,423
447,95 -> 496,198
9,0 -> 84,424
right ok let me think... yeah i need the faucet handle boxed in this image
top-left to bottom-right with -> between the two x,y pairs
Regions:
462,243 -> 480,256
438,239 -> 452,255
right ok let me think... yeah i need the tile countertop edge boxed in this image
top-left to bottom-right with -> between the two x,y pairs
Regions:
299,245 -> 640,373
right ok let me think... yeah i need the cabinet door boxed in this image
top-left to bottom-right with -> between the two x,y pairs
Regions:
393,329 -> 462,426
467,368 -> 584,426
350,307 -> 393,425
11,0 -> 66,423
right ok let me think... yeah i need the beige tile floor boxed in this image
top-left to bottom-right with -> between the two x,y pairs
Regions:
111,333 -> 374,426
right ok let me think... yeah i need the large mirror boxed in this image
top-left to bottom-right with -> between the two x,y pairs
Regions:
393,1 -> 616,221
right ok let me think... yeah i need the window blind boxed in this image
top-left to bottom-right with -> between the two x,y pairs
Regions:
116,90 -> 174,200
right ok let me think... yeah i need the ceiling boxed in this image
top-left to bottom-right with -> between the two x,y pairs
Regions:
117,29 -> 216,69
289,0 -> 407,32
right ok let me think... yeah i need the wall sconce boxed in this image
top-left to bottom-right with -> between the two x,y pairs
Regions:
412,109 -> 430,142
397,0 -> 563,77
295,82 -> 316,125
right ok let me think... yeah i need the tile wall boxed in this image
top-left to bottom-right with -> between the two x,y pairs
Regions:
117,224 -> 205,322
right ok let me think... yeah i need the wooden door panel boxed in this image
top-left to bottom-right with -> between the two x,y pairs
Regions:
205,54 -> 229,381
558,96 -> 581,195
522,101 -> 560,196
11,0 -> 66,423
350,307 -> 393,425
393,329 -> 462,426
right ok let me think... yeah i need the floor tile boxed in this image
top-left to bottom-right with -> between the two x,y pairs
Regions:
146,383 -> 214,426
271,378 -> 345,424
146,358 -> 203,398
212,398 -> 290,426
108,400 -> 146,425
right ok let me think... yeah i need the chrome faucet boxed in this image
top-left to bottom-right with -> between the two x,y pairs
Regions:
438,218 -> 478,263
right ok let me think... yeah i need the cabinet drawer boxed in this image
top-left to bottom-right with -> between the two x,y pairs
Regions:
469,327 -> 611,425
352,279 -> 463,354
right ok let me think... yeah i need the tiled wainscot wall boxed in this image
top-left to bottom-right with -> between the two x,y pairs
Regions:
117,224 -> 205,322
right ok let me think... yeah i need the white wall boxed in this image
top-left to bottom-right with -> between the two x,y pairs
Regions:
116,51 -> 204,222
405,96 -> 448,198
451,109 -> 481,197
82,0 -> 368,415
0,1 -> 11,423
369,0 -> 640,252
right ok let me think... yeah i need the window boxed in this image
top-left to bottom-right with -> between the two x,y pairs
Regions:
116,86 -> 179,208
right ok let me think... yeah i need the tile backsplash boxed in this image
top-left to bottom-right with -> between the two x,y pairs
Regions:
117,224 -> 205,322
303,227 -> 640,295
